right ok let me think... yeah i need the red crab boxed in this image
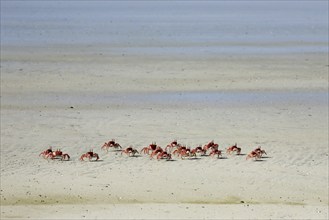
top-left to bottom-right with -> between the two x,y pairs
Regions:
253,146 -> 267,158
203,140 -> 219,152
209,149 -> 222,158
40,147 -> 70,161
173,147 -> 196,159
39,147 -> 53,158
164,140 -> 180,152
141,142 -> 158,155
172,145 -> 185,156
101,139 -> 122,152
150,147 -> 164,159
246,150 -> 261,161
80,149 -> 99,161
226,143 -> 241,155
191,145 -> 206,156
121,147 -> 139,157
156,152 -> 172,160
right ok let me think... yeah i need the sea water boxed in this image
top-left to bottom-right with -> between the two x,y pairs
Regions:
1,1 -> 328,55
1,1 -> 328,107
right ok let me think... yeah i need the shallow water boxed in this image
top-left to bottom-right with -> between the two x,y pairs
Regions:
1,1 -> 328,55
121,91 -> 328,107
3,91 -> 327,108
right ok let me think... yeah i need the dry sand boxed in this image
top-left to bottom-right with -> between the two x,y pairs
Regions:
1,46 -> 328,219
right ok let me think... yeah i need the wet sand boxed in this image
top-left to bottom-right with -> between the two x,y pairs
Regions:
1,46 -> 328,219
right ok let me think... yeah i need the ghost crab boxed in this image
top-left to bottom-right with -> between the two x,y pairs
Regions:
191,145 -> 207,156
141,142 -> 158,155
254,146 -> 267,158
164,140 -> 181,152
80,149 -> 99,161
246,147 -> 267,161
203,140 -> 219,154
121,146 -> 139,157
40,147 -> 70,161
226,143 -> 241,155
156,152 -> 172,160
101,139 -> 122,152
173,147 -> 196,159
209,149 -> 223,158
39,147 -> 53,158
246,150 -> 261,161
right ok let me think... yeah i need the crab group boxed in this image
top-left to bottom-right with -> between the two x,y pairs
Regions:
39,139 -> 268,162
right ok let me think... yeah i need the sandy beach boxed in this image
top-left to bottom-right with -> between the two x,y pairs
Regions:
1,48 -> 328,219
1,1 -> 328,219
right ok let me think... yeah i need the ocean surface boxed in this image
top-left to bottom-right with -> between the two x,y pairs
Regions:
1,0 -> 328,56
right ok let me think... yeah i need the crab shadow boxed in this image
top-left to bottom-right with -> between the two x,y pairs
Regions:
160,159 -> 176,162
89,159 -> 104,162
253,159 -> 266,162
129,155 -> 142,158
261,156 -> 272,159
186,157 -> 202,160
